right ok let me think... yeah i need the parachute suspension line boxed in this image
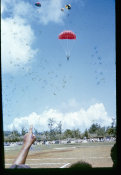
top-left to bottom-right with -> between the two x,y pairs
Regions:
66,32 -> 70,60
66,33 -> 70,60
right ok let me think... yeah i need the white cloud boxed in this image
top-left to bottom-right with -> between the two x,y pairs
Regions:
1,16 -> 37,73
59,98 -> 81,113
2,0 -> 66,25
1,1 -> 37,73
13,1 -> 33,17
5,103 -> 114,132
37,0 -> 65,25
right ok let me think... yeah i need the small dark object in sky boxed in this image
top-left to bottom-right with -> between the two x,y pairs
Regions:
97,57 -> 101,60
67,56 -> 70,60
35,2 -> 41,7
58,63 -> 62,67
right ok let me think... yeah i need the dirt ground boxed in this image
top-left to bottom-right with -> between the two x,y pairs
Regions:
4,142 -> 115,168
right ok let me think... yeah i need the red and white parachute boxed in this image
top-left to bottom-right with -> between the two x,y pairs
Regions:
58,30 -> 76,60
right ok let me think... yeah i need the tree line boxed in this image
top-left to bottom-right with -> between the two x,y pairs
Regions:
4,118 -> 116,142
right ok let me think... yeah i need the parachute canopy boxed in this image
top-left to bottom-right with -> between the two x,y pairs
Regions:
35,2 -> 41,7
58,31 -> 76,40
65,4 -> 71,10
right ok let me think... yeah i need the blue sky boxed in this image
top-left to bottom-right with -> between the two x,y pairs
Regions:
1,0 -> 116,132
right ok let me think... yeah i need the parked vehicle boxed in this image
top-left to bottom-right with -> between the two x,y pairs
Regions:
4,142 -> 10,146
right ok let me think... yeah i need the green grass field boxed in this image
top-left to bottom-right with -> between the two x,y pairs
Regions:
4,141 -> 115,168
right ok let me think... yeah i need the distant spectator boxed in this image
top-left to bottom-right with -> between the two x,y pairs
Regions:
110,143 -> 117,168
9,125 -> 36,169
69,161 -> 92,169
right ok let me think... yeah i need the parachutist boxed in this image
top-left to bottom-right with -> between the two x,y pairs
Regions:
67,56 -> 70,60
